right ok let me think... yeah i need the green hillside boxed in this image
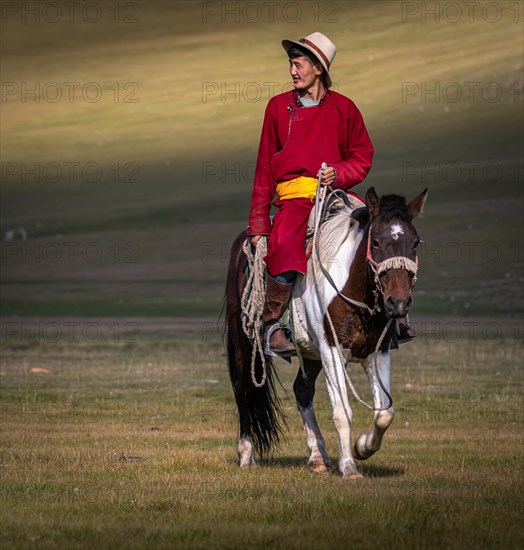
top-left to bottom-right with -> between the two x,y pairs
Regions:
1,0 -> 522,317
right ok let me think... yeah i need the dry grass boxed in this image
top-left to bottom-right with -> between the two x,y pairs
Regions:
1,329 -> 522,549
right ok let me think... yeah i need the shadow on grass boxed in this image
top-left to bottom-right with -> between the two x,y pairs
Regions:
261,456 -> 308,468
257,456 -> 404,477
358,463 -> 404,478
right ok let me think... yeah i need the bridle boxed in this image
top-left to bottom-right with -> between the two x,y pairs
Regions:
365,225 -> 419,309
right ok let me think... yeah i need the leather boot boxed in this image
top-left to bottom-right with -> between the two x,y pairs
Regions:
262,275 -> 295,354
396,318 -> 417,343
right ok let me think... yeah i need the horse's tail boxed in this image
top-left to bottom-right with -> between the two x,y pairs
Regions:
225,230 -> 286,458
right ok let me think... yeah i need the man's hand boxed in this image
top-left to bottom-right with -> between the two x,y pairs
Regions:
318,165 -> 336,186
251,235 -> 262,245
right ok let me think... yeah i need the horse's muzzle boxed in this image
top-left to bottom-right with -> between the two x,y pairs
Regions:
384,295 -> 413,319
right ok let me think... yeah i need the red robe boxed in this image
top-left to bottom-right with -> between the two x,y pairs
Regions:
248,88 -> 374,275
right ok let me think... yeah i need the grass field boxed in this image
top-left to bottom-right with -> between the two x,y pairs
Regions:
1,326 -> 523,549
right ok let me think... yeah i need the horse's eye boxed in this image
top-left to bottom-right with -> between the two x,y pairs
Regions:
372,239 -> 380,249
413,238 -> 421,249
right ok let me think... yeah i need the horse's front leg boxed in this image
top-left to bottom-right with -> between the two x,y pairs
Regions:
293,358 -> 331,472
320,343 -> 362,480
353,351 -> 395,461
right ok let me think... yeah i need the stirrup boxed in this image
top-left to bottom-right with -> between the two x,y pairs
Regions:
263,324 -> 296,359
396,323 -> 417,345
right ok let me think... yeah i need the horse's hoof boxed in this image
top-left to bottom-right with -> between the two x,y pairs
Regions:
309,459 -> 331,473
353,435 -> 375,461
342,471 -> 363,481
239,458 -> 256,468
352,442 -> 367,461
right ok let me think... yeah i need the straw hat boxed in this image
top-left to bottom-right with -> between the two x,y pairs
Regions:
282,32 -> 336,87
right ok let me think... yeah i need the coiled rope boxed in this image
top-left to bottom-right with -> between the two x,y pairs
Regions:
241,237 -> 268,388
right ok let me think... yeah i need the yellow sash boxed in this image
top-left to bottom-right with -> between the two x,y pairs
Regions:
275,176 -> 317,200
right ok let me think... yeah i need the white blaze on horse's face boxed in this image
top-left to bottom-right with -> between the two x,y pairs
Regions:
390,224 -> 404,241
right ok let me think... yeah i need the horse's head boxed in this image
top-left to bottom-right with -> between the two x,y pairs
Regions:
365,187 -> 428,319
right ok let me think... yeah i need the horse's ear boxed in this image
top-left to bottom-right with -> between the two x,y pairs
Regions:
407,188 -> 428,219
365,187 -> 380,219
350,207 -> 369,228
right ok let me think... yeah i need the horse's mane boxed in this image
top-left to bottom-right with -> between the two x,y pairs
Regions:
317,204 -> 356,264
379,194 -> 410,222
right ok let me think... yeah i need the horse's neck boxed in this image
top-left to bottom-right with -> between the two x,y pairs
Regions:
306,223 -> 391,359
343,227 -> 375,310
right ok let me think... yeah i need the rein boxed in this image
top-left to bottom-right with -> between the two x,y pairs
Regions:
313,178 -> 378,316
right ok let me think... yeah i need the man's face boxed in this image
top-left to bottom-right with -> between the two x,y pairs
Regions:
289,56 -> 323,90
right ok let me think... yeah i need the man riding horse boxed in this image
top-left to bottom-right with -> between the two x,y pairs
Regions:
248,32 -> 416,355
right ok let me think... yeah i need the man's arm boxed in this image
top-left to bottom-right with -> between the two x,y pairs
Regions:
330,102 -> 374,191
247,99 -> 280,236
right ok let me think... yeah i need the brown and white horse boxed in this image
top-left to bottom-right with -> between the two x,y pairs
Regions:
225,187 -> 427,479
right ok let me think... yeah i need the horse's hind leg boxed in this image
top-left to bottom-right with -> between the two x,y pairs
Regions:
353,351 -> 395,461
225,231 -> 256,467
293,358 -> 331,472
227,312 -> 256,468
237,402 -> 256,468
234,379 -> 256,467
228,327 -> 283,467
